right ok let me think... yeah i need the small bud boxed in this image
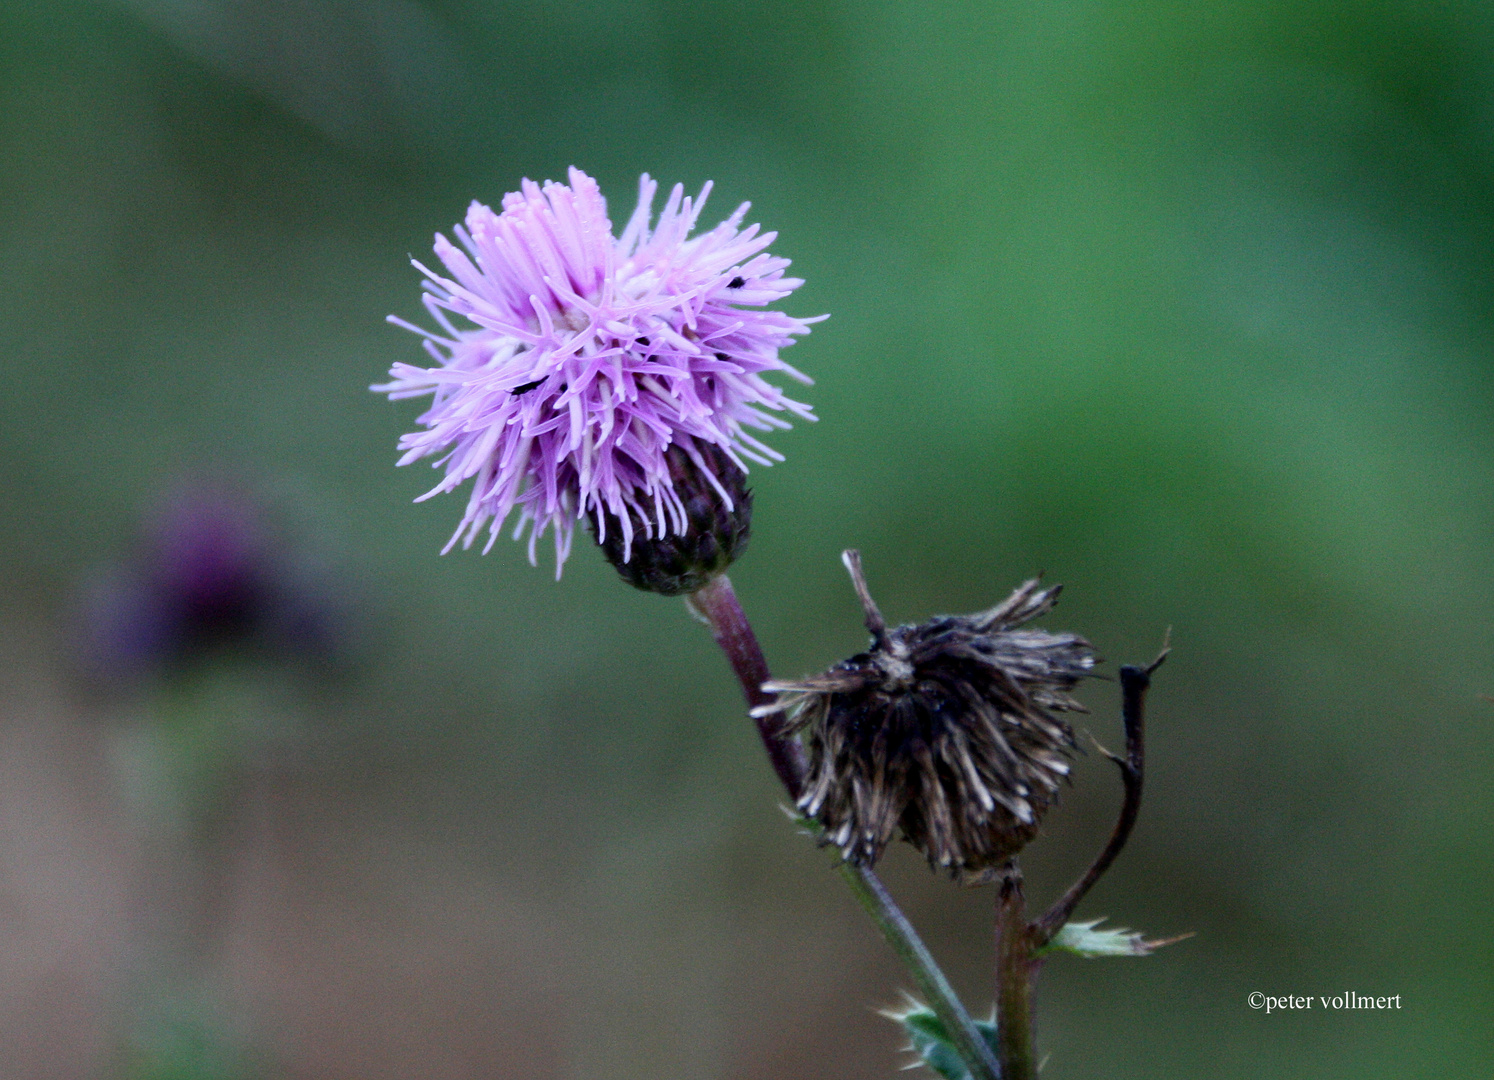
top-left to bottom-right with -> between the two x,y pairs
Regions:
589,440 -> 752,596
758,551 -> 1096,882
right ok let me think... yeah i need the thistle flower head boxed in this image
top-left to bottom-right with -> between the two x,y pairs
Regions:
373,168 -> 820,576
757,552 -> 1097,882
81,485 -> 343,679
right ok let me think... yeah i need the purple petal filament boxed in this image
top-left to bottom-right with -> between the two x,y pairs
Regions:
373,168 -> 821,575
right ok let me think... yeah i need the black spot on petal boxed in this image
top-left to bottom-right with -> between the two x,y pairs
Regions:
727,277 -> 746,289
511,380 -> 544,395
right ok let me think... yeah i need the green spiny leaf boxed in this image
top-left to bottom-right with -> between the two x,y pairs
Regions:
881,1000 -> 998,1080
1036,918 -> 1192,959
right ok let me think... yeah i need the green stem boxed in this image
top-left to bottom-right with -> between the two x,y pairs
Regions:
689,573 -> 999,1080
840,863 -> 1002,1080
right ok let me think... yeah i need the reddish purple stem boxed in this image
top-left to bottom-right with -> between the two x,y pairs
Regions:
689,574 -> 808,798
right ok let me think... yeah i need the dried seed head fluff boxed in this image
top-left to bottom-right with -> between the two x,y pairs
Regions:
757,551 -> 1096,882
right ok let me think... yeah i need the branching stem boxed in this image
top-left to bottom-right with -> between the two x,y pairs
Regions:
993,651 -> 1165,1076
1031,650 -> 1166,947
689,573 -> 999,1080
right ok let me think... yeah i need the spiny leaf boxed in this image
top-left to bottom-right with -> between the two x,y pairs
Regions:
1037,918 -> 1192,958
880,999 -> 998,1080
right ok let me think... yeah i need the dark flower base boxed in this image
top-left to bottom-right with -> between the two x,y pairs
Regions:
590,441 -> 753,596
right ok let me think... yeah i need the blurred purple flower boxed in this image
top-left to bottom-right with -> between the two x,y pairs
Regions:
373,167 -> 821,573
83,486 -> 343,679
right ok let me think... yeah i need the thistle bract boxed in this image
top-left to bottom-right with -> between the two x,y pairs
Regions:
590,441 -> 753,595
373,168 -> 819,575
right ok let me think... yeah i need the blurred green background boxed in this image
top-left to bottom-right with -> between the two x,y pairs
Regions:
2,0 -> 1492,1076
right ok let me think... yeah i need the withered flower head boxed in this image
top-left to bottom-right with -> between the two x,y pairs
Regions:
756,551 -> 1096,882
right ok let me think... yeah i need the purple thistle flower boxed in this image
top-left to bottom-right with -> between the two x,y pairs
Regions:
373,167 -> 821,575
80,485 -> 346,680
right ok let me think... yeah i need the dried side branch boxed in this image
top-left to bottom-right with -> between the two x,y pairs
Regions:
1030,646 -> 1167,946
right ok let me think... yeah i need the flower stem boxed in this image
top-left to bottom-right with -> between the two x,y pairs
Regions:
840,862 -> 1002,1080
687,574 -> 808,798
995,863 -> 1037,1080
688,573 -> 999,1080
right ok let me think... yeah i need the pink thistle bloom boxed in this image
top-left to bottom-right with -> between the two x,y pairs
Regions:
373,167 -> 821,575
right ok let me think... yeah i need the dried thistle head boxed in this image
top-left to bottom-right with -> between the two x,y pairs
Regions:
757,551 -> 1096,883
